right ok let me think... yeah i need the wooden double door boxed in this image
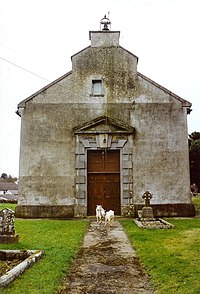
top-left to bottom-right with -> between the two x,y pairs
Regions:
87,150 -> 120,215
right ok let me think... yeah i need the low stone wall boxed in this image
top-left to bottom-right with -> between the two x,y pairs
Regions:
0,235 -> 19,243
134,203 -> 196,218
0,250 -> 44,287
15,203 -> 196,218
15,205 -> 74,218
0,199 -> 17,204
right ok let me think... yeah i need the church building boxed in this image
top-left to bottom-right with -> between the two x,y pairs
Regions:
16,17 -> 195,218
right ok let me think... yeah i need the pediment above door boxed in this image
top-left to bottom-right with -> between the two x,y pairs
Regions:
74,116 -> 134,134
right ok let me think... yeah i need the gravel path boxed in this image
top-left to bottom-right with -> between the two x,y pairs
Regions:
59,220 -> 155,294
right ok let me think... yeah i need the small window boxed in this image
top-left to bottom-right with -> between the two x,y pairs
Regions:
92,80 -> 103,96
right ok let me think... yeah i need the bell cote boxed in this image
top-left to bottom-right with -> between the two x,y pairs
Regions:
89,15 -> 120,48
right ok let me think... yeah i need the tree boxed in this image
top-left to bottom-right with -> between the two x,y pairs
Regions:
0,173 -> 17,183
189,132 -> 200,141
1,173 -> 8,179
189,132 -> 200,192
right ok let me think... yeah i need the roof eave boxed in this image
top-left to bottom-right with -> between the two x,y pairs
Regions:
17,71 -> 72,110
137,72 -> 192,109
119,46 -> 139,64
71,46 -> 91,60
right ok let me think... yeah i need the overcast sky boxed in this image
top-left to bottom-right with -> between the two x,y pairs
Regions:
0,0 -> 199,178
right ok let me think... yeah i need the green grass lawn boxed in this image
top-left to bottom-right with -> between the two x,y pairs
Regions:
121,218 -> 200,294
0,217 -> 88,294
0,203 -> 17,211
0,202 -> 200,293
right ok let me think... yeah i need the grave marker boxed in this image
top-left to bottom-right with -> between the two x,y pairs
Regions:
0,208 -> 19,243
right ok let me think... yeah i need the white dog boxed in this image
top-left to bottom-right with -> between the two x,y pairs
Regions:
96,205 -> 106,224
105,210 -> 115,226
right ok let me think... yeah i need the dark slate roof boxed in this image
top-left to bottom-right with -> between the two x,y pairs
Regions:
0,182 -> 18,191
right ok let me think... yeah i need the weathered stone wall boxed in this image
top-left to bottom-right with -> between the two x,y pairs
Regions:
89,31 -> 120,47
17,30 -> 192,217
130,102 -> 190,204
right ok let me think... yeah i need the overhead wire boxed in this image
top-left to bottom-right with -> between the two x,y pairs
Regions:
0,55 -> 74,93
0,42 -> 51,72
0,56 -> 51,82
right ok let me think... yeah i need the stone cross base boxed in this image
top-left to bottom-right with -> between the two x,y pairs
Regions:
140,207 -> 154,220
0,234 -> 19,244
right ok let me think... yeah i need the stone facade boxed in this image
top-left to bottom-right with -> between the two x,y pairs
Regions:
16,23 -> 195,218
